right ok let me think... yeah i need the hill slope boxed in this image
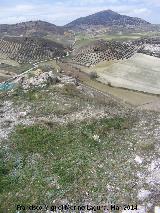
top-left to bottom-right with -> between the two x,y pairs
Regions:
71,37 -> 160,66
65,10 -> 151,29
0,20 -> 65,37
0,70 -> 160,212
0,36 -> 67,64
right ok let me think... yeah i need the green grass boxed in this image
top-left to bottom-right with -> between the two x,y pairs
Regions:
0,152 -> 14,194
0,116 -> 139,212
75,33 -> 144,48
1,63 -> 32,74
37,60 -> 61,72
44,33 -> 74,48
75,38 -> 95,48
74,32 -> 160,48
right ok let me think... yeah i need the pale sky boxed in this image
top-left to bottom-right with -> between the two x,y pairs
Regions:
0,0 -> 160,25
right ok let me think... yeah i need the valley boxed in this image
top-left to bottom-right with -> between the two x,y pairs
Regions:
0,9 -> 160,213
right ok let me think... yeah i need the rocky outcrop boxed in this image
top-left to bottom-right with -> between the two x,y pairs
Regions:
8,68 -> 78,90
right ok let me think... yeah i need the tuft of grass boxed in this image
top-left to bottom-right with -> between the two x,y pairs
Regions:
136,140 -> 155,155
59,84 -> 82,97
0,152 -> 13,194
12,88 -> 45,102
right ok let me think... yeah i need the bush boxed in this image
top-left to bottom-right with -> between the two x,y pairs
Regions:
89,71 -> 98,79
38,64 -> 54,72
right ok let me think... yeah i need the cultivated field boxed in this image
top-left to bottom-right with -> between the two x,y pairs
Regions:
85,53 -> 160,94
74,32 -> 150,49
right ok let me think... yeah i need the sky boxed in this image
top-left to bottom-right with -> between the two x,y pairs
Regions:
0,0 -> 160,25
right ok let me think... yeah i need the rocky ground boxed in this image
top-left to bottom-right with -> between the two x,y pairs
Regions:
0,67 -> 160,213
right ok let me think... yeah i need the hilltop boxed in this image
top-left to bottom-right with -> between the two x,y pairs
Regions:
65,10 -> 151,30
0,11 -> 153,37
0,20 -> 66,37
0,12 -> 158,39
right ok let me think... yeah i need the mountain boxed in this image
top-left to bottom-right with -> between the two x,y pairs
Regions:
0,20 -> 65,37
0,12 -> 153,37
65,10 -> 151,29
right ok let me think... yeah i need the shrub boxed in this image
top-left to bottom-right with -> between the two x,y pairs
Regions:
89,71 -> 98,79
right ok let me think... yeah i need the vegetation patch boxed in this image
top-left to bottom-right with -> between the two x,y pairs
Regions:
0,116 -> 140,212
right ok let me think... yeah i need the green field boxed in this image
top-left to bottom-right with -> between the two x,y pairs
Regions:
0,62 -> 33,82
74,31 -> 160,49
